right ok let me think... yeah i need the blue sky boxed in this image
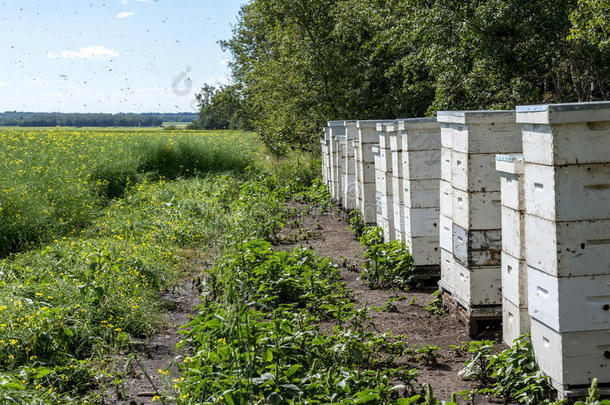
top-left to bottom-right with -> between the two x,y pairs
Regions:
0,0 -> 247,113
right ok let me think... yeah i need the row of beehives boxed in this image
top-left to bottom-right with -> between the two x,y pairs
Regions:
320,101 -> 610,398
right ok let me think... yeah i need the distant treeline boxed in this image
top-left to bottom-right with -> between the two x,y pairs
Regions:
0,112 -> 198,127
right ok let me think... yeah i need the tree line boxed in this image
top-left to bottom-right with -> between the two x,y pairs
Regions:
194,0 -> 610,154
0,112 -> 198,127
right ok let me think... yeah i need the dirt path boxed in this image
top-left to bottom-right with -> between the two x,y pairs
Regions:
277,203 -> 498,403
103,272 -> 202,404
104,202 -> 499,404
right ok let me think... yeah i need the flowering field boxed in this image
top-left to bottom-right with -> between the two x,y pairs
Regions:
0,128 -> 273,403
0,128 -> 263,255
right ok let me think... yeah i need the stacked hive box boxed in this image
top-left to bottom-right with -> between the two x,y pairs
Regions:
375,123 -> 395,241
321,127 -> 330,188
438,119 -> 455,294
356,120 -> 392,224
352,139 -> 361,212
328,121 -> 346,203
516,101 -> 610,396
389,122 -> 405,242
495,154 -> 530,346
398,118 -> 442,268
437,111 -> 522,336
343,121 -> 359,211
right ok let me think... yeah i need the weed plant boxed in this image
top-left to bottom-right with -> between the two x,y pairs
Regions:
359,227 -> 418,289
460,335 -> 556,404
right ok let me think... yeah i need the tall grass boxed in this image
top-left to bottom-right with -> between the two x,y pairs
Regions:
0,128 -> 262,256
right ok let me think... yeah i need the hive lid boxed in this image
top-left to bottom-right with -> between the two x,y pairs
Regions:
516,101 -> 610,124
495,153 -> 524,174
356,119 -> 394,129
437,110 -> 516,125
396,117 -> 438,131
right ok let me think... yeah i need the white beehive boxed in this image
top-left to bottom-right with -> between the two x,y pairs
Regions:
441,147 -> 453,182
404,179 -> 440,209
376,123 -> 395,241
453,262 -> 502,307
517,101 -> 610,394
523,162 -> 610,222
452,151 -> 501,192
388,122 -> 405,241
321,134 -> 328,186
439,215 -> 453,253
352,140 -> 361,212
518,101 -> 610,166
496,153 -> 529,346
528,267 -> 610,333
334,136 -> 346,204
438,110 -> 522,331
396,118 -> 441,266
524,214 -> 610,278
357,120 -> 392,224
452,188 -> 502,230
439,180 -> 452,218
501,252 -> 528,308
530,318 -> 610,391
502,297 -> 531,346
328,121 -> 347,201
440,248 -> 456,293
343,121 -> 359,211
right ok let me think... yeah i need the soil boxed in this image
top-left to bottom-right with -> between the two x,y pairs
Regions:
103,269 -> 202,404
106,201 -> 502,404
276,203 -> 500,404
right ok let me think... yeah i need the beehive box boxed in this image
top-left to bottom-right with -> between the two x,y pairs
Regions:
352,139 -> 361,212
530,318 -> 610,392
438,110 -> 522,335
333,136 -> 346,204
528,267 -> 610,333
388,122 -> 405,241
343,121 -> 359,211
452,225 -> 502,268
321,134 -> 329,186
502,296 -> 531,346
516,101 -> 610,394
356,120 -> 381,224
453,262 -> 502,307
397,118 -> 441,266
328,121 -> 347,201
375,123 -> 395,241
439,248 -> 456,293
524,214 -> 610,278
496,154 -> 529,346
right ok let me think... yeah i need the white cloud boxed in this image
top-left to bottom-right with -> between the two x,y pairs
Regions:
57,46 -> 119,59
46,52 -> 59,59
122,0 -> 128,4
0,81 -> 6,88
117,11 -> 134,18
220,58 -> 230,66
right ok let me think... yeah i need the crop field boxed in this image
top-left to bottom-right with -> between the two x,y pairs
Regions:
0,128 -> 280,403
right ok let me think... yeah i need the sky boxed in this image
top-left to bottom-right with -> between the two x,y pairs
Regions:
0,0 -> 247,113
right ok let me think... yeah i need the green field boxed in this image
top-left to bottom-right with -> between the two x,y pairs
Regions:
0,128 -> 287,403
